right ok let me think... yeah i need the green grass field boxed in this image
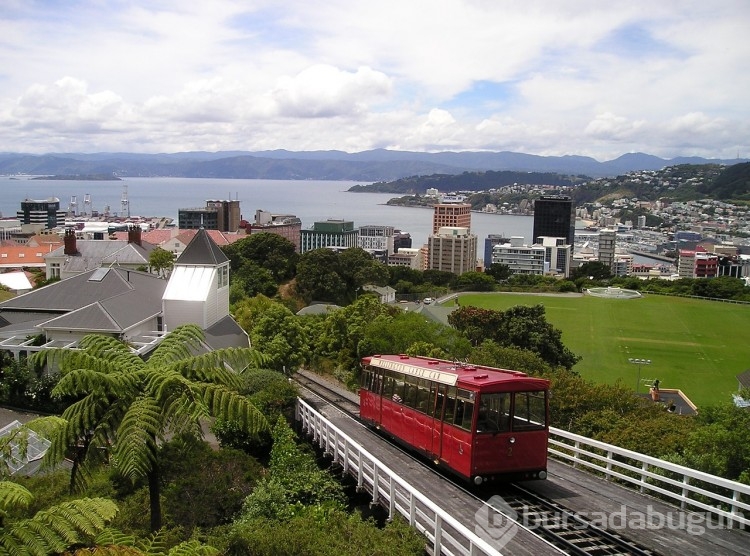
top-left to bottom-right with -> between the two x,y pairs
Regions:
457,292 -> 750,408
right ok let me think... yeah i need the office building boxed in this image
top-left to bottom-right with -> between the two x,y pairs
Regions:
178,199 -> 241,232
537,236 -> 572,278
358,225 -> 395,255
532,196 -> 575,247
484,234 -> 511,269
387,247 -> 424,270
432,202 -> 471,234
300,219 -> 358,254
247,210 -> 302,252
17,198 -> 67,230
491,237 -> 545,275
598,229 -> 616,272
427,226 -> 477,275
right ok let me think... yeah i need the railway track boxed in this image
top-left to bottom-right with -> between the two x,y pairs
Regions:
292,370 -> 662,556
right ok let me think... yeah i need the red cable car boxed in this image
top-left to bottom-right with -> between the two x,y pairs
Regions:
359,354 -> 549,485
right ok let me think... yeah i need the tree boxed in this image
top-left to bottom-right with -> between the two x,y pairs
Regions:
148,247 -> 175,278
234,295 -> 310,373
485,263 -> 511,282
294,249 -> 346,304
222,233 -> 298,282
456,271 -> 496,291
34,324 -> 269,532
448,305 -> 580,369
570,261 -> 612,281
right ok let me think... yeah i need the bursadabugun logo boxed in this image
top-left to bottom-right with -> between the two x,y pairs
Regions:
474,495 -> 519,550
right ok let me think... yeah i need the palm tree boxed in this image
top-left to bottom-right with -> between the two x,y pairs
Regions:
34,324 -> 269,532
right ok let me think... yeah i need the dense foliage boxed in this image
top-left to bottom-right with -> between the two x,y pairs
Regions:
448,304 -> 581,369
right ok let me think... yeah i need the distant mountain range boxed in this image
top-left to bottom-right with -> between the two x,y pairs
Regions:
0,149 -> 745,181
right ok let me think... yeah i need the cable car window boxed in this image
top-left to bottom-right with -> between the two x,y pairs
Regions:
512,391 -> 547,431
392,373 -> 406,404
434,385 -> 446,419
403,375 -> 419,408
453,389 -> 475,431
416,379 -> 431,414
443,386 -> 457,423
382,371 -> 396,399
476,393 -> 511,433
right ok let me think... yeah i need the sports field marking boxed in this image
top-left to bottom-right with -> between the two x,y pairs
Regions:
617,337 -> 701,347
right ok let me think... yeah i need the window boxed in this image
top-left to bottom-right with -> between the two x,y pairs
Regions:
476,392 -> 510,433
512,391 -> 547,431
218,265 -> 229,288
452,389 -> 475,431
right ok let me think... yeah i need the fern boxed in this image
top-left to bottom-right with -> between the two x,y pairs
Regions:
0,481 -> 32,516
2,497 -> 118,556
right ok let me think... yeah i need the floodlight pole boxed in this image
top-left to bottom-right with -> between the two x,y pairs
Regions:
628,358 -> 651,393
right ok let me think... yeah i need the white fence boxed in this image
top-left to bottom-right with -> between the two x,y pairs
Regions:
296,398 -> 503,556
549,427 -> 750,527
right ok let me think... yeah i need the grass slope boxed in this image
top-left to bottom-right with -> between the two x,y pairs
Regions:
458,293 -> 750,407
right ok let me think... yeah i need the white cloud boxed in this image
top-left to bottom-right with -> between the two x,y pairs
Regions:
0,0 -> 747,159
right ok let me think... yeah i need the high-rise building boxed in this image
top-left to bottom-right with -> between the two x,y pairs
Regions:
532,196 -> 575,248
300,219 -> 358,253
427,226 -> 477,275
17,198 -> 66,230
598,229 -> 616,272
432,202 -> 471,234
178,200 -> 241,232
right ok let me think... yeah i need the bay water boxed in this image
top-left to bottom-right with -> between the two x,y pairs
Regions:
1,176 -> 533,262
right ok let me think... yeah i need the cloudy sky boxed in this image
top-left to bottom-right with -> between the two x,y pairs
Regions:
1,1 -> 748,160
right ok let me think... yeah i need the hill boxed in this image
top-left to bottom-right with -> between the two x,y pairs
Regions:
698,162 -> 750,200
0,150 -> 745,182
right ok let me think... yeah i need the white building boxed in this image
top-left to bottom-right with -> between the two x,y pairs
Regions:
491,237 -> 545,275
358,225 -> 395,255
387,247 -> 424,270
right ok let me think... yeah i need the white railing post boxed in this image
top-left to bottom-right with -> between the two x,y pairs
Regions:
573,440 -> 580,468
605,449 -> 613,479
434,514 -> 443,555
389,476 -> 396,519
681,476 -> 690,510
640,461 -> 649,493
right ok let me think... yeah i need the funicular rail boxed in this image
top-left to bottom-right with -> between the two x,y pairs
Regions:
296,398 -> 503,556
548,427 -> 750,528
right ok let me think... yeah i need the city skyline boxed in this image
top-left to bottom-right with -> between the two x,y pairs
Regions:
1,1 -> 748,160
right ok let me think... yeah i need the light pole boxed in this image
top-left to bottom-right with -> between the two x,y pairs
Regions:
628,358 -> 651,393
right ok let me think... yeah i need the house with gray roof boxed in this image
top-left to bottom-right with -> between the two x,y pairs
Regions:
0,228 -> 247,359
44,227 -> 155,280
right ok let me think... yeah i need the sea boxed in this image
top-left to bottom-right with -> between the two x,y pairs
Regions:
0,176 -> 533,262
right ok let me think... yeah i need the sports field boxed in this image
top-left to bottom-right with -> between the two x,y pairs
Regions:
457,292 -> 750,408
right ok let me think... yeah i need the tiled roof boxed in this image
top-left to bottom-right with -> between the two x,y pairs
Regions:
0,245 -> 49,267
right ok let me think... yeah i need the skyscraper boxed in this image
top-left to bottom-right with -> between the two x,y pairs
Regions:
532,196 -> 575,248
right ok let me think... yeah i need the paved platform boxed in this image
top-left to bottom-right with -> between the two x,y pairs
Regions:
523,456 -> 749,555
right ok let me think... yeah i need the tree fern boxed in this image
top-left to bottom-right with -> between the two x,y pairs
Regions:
32,324 -> 270,531
1,497 -> 118,556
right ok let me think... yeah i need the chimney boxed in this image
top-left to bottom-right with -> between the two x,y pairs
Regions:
63,228 -> 77,255
128,225 -> 142,246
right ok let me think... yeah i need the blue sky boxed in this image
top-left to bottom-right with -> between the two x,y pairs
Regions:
0,1 -> 747,160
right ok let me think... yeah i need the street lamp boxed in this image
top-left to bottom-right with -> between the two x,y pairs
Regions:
628,358 -> 651,393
